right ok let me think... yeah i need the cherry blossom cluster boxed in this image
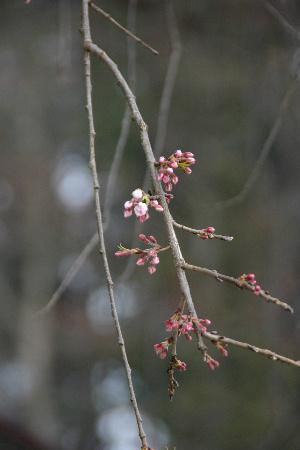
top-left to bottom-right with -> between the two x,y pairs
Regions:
164,309 -> 211,342
154,309 -> 230,372
239,272 -> 262,296
115,234 -> 166,274
123,188 -> 164,223
157,150 -> 196,192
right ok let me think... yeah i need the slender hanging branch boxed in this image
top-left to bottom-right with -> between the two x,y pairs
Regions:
205,331 -> 300,368
82,1 -> 150,448
90,1 -> 159,55
181,261 -> 294,313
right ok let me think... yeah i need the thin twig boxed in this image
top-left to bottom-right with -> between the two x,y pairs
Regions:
82,1 -> 149,447
85,38 -> 207,354
37,0 -> 138,316
90,1 -> 159,55
173,219 -> 234,242
181,261 -> 294,313
214,79 -> 298,210
205,331 -> 300,368
35,233 -> 98,317
264,1 -> 300,40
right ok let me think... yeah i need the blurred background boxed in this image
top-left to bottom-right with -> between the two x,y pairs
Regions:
1,0 -> 300,449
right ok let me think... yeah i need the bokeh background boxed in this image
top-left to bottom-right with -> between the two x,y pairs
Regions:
1,1 -> 300,449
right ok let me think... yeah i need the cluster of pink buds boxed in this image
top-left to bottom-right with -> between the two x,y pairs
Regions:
239,273 -> 262,296
199,226 -> 216,240
115,234 -> 167,275
154,310 -> 212,366
164,310 -> 211,342
204,353 -> 220,370
123,188 -> 164,223
157,150 -> 196,192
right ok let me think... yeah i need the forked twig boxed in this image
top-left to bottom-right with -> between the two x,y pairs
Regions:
82,1 -> 149,447
90,1 -> 159,55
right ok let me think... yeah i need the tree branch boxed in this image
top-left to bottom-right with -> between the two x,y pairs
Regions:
205,331 -> 300,368
82,1 -> 149,447
172,219 -> 234,242
181,261 -> 294,313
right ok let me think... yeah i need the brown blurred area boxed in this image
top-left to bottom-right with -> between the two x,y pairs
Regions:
0,1 -> 300,449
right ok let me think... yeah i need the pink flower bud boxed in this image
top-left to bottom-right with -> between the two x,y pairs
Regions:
166,167 -> 174,174
124,210 -> 133,218
162,174 -> 170,184
220,347 -> 229,357
138,212 -> 149,223
245,273 -> 256,282
151,256 -> 160,265
170,161 -> 178,169
115,250 -> 132,257
124,200 -> 133,209
172,175 -> 179,185
206,356 -> 220,370
148,265 -> 156,274
136,257 -> 146,266
206,227 -> 215,234
176,360 -> 187,371
165,319 -> 179,331
131,188 -> 143,200
134,202 -> 148,217
165,182 -> 173,192
139,234 -> 148,243
175,150 -> 182,157
148,235 -> 157,244
186,157 -> 196,164
254,285 -> 261,295
159,156 -> 166,163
